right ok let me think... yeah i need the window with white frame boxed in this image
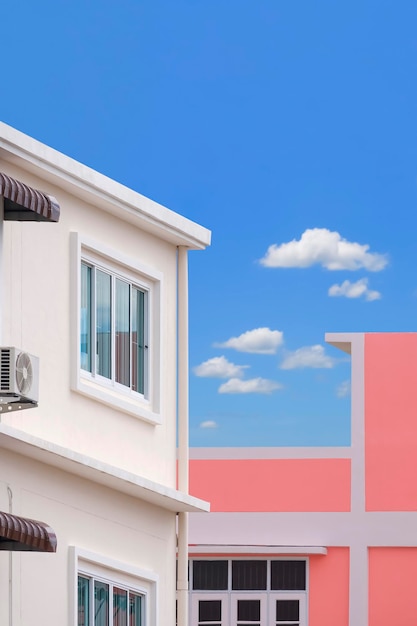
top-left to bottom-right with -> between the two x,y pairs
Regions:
81,261 -> 148,396
189,559 -> 307,626
71,233 -> 162,424
72,547 -> 157,626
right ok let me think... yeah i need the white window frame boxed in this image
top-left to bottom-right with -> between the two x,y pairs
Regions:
70,547 -> 158,626
71,233 -> 163,424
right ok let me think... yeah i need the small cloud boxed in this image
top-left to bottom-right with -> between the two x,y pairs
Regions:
200,420 -> 218,429
336,380 -> 351,398
215,327 -> 283,354
328,278 -> 381,301
218,377 -> 282,394
260,228 -> 388,271
193,356 -> 248,379
280,345 -> 336,370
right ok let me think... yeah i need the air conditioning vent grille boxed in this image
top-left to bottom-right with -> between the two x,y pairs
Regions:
0,349 -> 10,391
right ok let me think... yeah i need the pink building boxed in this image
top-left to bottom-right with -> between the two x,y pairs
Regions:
188,332 -> 417,626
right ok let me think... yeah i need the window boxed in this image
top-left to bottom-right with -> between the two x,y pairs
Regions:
78,574 -> 143,626
81,261 -> 148,396
72,548 -> 157,626
189,559 -> 307,626
71,234 -> 162,424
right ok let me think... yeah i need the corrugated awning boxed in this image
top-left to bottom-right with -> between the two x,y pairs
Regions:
0,172 -> 60,222
0,511 -> 57,552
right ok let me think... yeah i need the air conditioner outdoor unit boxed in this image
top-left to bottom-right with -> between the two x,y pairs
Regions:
0,347 -> 39,411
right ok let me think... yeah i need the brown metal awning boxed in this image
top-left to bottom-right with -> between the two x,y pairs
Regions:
0,511 -> 57,552
0,172 -> 60,222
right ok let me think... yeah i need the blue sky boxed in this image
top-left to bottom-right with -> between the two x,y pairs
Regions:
3,0 -> 417,446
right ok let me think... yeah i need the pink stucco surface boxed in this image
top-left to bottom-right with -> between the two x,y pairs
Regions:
189,458 -> 351,512
369,547 -> 417,624
309,548 -> 349,626
365,333 -> 417,511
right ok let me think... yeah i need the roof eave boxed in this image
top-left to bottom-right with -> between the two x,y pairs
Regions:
0,424 -> 210,514
0,122 -> 211,250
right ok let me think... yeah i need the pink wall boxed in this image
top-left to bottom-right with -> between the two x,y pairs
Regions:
189,459 -> 351,512
365,333 -> 417,511
369,547 -> 417,624
309,548 -> 349,626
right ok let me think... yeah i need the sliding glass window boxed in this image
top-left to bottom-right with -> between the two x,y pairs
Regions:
80,262 -> 147,396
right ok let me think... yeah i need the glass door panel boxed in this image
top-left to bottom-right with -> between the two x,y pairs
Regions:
191,594 -> 226,626
231,594 -> 266,626
269,594 -> 306,626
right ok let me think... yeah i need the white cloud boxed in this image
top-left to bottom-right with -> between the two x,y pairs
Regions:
218,377 -> 282,394
199,420 -> 218,429
280,345 -> 336,370
193,356 -> 248,379
336,380 -> 351,398
260,228 -> 388,271
328,278 -> 381,301
215,327 -> 283,354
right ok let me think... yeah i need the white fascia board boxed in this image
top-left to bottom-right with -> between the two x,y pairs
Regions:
189,447 -> 352,459
0,122 -> 211,250
325,332 -> 360,355
0,424 -> 210,514
188,545 -> 327,556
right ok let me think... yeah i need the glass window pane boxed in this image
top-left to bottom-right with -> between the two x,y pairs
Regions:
95,581 -> 109,626
81,264 -> 92,372
78,576 -> 90,626
129,592 -> 142,626
271,561 -> 306,591
199,600 -> 221,622
113,587 -> 127,626
115,279 -> 130,387
237,599 -> 260,621
276,600 -> 299,621
232,561 -> 267,590
193,561 -> 228,590
96,270 -> 111,379
132,288 -> 145,394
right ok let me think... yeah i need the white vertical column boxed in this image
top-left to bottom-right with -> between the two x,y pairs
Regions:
177,246 -> 189,626
349,543 -> 368,626
349,333 -> 368,625
177,245 -> 189,493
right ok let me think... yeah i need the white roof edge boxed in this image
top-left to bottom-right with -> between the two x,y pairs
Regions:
0,424 -> 210,514
325,332 -> 363,355
188,446 -> 352,460
188,545 -> 328,556
0,122 -> 211,250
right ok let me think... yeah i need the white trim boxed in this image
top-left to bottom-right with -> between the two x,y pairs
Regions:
189,510 -> 417,546
0,122 -> 211,250
188,545 -> 327,555
189,447 -> 351,460
0,423 -> 210,512
69,546 -> 158,626
70,232 -> 163,425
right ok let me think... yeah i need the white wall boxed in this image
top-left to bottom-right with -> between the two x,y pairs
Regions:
0,161 -> 178,487
0,447 -> 176,626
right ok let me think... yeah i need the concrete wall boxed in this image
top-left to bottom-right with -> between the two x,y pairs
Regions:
0,447 -> 175,626
0,159 -> 178,487
189,458 -> 351,512
365,333 -> 417,511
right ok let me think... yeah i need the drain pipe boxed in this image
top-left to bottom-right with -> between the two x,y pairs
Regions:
0,196 -> 3,351
177,246 -> 189,626
7,485 -> 13,626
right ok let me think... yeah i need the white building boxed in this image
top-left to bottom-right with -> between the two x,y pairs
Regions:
0,123 -> 210,626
